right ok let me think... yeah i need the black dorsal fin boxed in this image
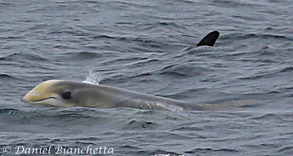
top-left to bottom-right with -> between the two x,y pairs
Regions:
196,31 -> 219,47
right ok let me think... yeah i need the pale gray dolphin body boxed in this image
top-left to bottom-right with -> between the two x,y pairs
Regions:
23,80 -> 205,111
22,31 -> 221,111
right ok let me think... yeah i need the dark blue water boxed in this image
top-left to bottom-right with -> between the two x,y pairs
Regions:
1,0 -> 293,155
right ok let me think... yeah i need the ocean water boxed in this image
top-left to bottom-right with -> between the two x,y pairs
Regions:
1,0 -> 293,155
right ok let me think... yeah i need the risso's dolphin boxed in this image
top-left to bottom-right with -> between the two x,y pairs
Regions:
23,80 -> 202,111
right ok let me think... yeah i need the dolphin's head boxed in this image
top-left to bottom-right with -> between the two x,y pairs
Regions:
22,80 -> 97,107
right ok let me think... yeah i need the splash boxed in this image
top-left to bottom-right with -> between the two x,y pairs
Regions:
82,70 -> 102,85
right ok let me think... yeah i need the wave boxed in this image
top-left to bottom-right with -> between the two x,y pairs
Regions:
159,64 -> 211,77
0,73 -> 20,80
0,52 -> 50,62
239,65 -> 293,80
185,147 -> 239,154
226,33 -> 292,41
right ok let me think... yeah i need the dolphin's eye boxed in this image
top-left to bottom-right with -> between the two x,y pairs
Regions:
61,91 -> 71,100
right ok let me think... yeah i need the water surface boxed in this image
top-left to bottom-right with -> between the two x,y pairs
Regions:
1,0 -> 293,155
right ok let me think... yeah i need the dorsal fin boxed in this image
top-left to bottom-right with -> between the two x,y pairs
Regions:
196,31 -> 219,47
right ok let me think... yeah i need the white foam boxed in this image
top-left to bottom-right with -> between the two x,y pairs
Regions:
82,70 -> 102,85
155,101 -> 184,111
